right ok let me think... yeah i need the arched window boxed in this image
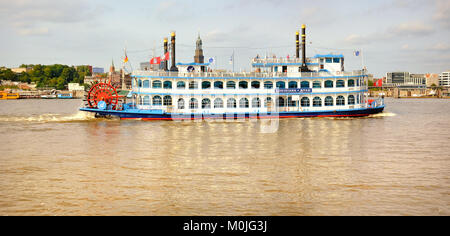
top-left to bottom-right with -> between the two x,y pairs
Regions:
227,98 -> 236,108
138,79 -> 142,88
214,81 -> 223,89
336,80 -> 345,88
325,96 -> 333,106
288,97 -> 296,107
239,81 -> 248,89
276,97 -> 285,107
276,81 -> 286,89
189,98 -> 198,109
143,80 -> 150,88
264,81 -> 273,89
301,97 -> 310,107
313,97 -> 322,107
348,79 -> 355,87
313,81 -> 321,88
163,95 -> 172,106
178,98 -> 185,109
189,81 -> 198,89
348,95 -> 355,105
202,98 -> 211,109
214,98 -> 223,108
153,95 -> 162,106
252,97 -> 261,108
264,97 -> 273,107
177,81 -> 186,89
143,96 -> 150,105
288,81 -> 298,88
153,80 -> 162,88
202,81 -> 211,89
163,81 -> 172,89
300,81 -> 310,88
324,80 -> 333,88
239,98 -> 249,108
336,95 -> 345,105
226,81 -> 236,89
251,81 -> 260,89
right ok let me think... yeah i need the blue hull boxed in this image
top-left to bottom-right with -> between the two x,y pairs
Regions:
80,106 -> 385,120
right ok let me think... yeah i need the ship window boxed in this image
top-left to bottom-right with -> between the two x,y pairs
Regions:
251,81 -> 260,89
163,81 -> 172,89
276,97 -> 285,107
357,94 -> 360,104
252,97 -> 261,108
214,98 -> 223,108
325,58 -> 332,63
163,96 -> 172,106
336,80 -> 345,88
189,81 -> 198,89
153,80 -> 162,88
301,97 -> 310,107
239,81 -> 248,89
348,95 -> 355,105
336,96 -> 345,106
189,98 -> 198,109
357,79 -> 360,86
202,98 -> 211,109
325,96 -> 333,106
301,81 -> 310,88
313,81 -> 321,88
348,79 -> 355,87
177,81 -> 186,89
143,80 -> 150,88
288,97 -> 296,107
214,81 -> 223,89
289,81 -> 298,88
320,59 -> 324,63
153,95 -> 162,106
276,81 -> 286,89
178,98 -> 185,109
227,81 -> 236,89
227,98 -> 236,108
138,79 -> 142,88
313,97 -> 322,107
239,98 -> 249,108
264,81 -> 273,89
264,97 -> 273,107
202,81 -> 211,89
333,58 -> 340,63
325,80 -> 333,88
143,96 -> 150,105
282,66 -> 287,73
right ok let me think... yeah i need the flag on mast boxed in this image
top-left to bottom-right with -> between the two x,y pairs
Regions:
354,50 -> 360,57
123,50 -> 129,63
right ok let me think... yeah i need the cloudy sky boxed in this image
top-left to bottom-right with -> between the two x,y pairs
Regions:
0,0 -> 449,77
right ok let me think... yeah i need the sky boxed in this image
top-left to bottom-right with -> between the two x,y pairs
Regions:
0,0 -> 449,77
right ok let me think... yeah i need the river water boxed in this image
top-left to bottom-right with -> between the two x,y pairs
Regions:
0,98 -> 448,215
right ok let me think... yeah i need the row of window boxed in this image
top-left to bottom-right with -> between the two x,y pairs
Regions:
136,79 -> 362,90
138,95 -> 360,109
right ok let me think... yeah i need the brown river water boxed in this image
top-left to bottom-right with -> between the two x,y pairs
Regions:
0,98 -> 448,215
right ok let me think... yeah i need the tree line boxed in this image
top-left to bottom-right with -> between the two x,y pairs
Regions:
0,64 -> 93,90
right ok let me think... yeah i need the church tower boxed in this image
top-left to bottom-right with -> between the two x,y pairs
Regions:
194,34 -> 204,64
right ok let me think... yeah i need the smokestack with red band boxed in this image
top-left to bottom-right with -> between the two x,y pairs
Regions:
296,30 -> 300,59
163,37 -> 168,71
170,31 -> 178,72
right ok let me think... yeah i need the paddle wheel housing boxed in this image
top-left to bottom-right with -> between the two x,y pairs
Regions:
85,80 -> 123,110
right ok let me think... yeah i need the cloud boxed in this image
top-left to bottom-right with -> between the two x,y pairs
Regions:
429,43 -> 450,51
434,0 -> 450,28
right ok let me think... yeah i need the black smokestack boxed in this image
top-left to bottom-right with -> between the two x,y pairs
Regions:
163,37 -> 168,71
300,24 -> 311,72
296,30 -> 299,59
170,32 -> 178,72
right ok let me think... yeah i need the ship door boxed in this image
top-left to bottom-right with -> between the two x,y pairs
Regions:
282,66 -> 287,73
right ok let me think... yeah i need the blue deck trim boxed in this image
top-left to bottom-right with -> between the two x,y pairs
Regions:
252,63 -> 319,67
130,89 -> 368,96
176,62 -> 211,66
132,75 -> 367,80
314,54 -> 344,58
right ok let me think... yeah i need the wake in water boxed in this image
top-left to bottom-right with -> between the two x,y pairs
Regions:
0,111 -> 100,123
369,112 -> 397,118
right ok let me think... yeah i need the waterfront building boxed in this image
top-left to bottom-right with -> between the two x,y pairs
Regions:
439,71 -> 450,87
386,72 -> 426,87
10,67 -> 32,73
425,73 -> 440,87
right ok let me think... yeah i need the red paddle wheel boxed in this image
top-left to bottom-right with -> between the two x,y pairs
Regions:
85,80 -> 122,110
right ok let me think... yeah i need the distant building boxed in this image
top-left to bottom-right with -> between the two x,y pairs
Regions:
92,67 -> 104,74
68,83 -> 85,91
11,67 -> 32,73
425,73 -> 439,87
439,71 -> 450,87
386,72 -> 426,87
